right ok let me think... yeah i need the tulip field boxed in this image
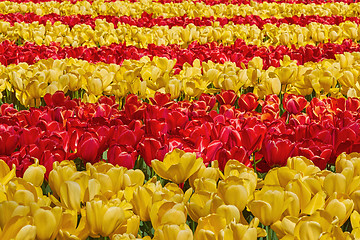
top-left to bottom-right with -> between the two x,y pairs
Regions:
3,0 -> 360,239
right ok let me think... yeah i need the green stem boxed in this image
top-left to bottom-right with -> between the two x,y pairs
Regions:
266,225 -> 270,240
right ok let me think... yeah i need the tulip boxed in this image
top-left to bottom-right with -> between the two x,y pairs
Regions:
238,93 -> 259,112
33,206 -> 62,240
48,161 -> 77,198
59,181 -> 81,212
262,137 -> 295,168
324,193 -> 354,226
0,160 -> 16,185
248,186 -> 292,226
219,219 -> 266,240
283,94 -> 308,115
217,177 -> 250,212
187,191 -> 214,222
150,201 -> 187,230
194,214 -> 227,240
0,215 -> 36,240
22,160 -> 46,187
151,149 -> 203,184
86,199 -> 125,237
153,224 -> 193,240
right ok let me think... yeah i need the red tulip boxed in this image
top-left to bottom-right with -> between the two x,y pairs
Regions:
262,137 -> 295,167
283,93 -> 308,115
77,133 -> 101,164
238,93 -> 259,112
107,145 -> 137,169
216,90 -> 237,106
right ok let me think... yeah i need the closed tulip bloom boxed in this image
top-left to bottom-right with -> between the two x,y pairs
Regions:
86,199 -> 125,237
188,191 -> 214,222
59,181 -> 81,212
194,214 -> 227,240
151,149 -> 203,184
23,160 -> 46,187
49,161 -> 77,198
153,224 -> 193,240
150,201 -> 187,229
324,193 -> 354,226
33,206 -> 62,240
217,176 -> 250,212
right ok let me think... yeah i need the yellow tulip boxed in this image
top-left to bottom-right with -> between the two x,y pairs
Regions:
248,186 -> 293,226
187,191 -> 214,222
286,156 -> 320,176
0,215 -> 36,240
219,218 -> 266,240
150,201 -> 187,229
129,177 -> 160,221
112,215 -> 140,236
324,193 -> 354,226
293,210 -> 336,240
153,224 -> 193,240
59,181 -> 81,212
32,206 -> 62,240
151,149 -> 203,184
57,209 -> 89,240
49,161 -> 77,198
189,161 -> 221,189
323,172 -> 348,196
194,214 -> 227,240
0,160 -> 16,185
86,199 -> 125,237
23,160 -> 46,187
215,205 -> 241,224
0,201 -> 30,229
217,177 -> 249,212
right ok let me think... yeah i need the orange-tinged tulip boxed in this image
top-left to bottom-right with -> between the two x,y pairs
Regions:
86,199 -> 125,237
153,224 -> 193,240
217,176 -> 249,212
23,160 -> 46,187
150,201 -> 187,229
248,186 -> 292,226
151,149 -> 203,184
